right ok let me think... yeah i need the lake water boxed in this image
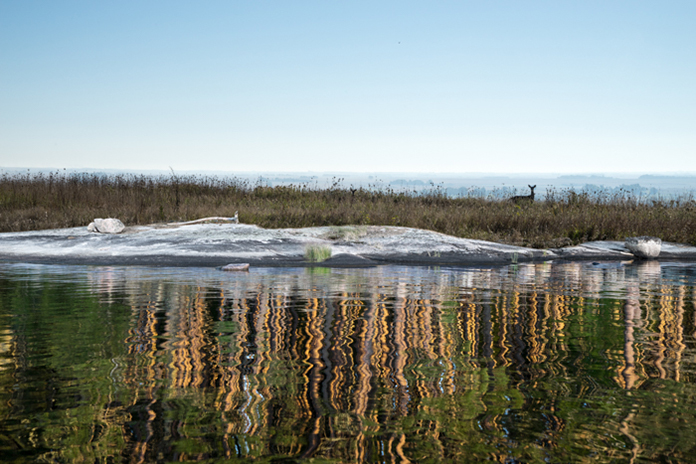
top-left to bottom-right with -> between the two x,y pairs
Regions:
1,261 -> 696,463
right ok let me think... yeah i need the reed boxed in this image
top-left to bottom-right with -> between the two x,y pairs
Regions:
304,244 -> 332,263
1,172 -> 695,248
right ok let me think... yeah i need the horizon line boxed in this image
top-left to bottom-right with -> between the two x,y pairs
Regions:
3,167 -> 696,178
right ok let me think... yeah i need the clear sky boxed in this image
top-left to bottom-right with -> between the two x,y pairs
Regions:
1,1 -> 694,173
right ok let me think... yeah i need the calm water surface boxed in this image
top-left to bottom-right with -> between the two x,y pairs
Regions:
1,261 -> 696,463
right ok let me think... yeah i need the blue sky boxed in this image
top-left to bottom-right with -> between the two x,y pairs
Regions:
1,1 -> 694,173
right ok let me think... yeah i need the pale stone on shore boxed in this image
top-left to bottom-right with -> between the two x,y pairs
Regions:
625,236 -> 662,259
221,263 -> 250,272
87,218 -> 126,234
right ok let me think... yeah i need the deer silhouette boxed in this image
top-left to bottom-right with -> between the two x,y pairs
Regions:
510,185 -> 536,203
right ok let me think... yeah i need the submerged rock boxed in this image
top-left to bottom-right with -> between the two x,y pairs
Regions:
625,236 -> 662,259
221,263 -> 250,272
87,218 -> 126,234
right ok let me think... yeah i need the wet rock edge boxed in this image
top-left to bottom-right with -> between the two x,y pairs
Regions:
1,224 -> 696,268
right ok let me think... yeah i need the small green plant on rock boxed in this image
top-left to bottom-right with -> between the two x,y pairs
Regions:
305,244 -> 332,263
325,225 -> 368,241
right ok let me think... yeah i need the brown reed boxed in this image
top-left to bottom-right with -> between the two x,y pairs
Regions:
1,172 -> 695,248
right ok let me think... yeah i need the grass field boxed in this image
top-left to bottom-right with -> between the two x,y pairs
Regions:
1,172 -> 695,248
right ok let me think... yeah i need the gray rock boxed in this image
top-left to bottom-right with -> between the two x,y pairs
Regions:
625,236 -> 661,259
221,263 -> 250,272
318,253 -> 377,267
88,218 -> 125,234
551,241 -> 635,260
2,223 -> 696,267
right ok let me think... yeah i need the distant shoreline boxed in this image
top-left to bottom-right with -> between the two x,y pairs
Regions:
3,167 -> 696,192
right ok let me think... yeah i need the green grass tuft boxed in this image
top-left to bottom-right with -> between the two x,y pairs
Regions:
325,225 -> 369,241
304,244 -> 332,263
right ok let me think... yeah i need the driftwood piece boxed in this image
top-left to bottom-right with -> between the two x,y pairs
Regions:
170,213 -> 239,227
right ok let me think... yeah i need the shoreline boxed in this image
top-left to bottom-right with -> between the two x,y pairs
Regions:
4,172 -> 696,251
2,223 -> 696,268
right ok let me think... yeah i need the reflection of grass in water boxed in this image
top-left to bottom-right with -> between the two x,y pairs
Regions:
306,266 -> 331,275
304,244 -> 331,263
3,266 -> 696,463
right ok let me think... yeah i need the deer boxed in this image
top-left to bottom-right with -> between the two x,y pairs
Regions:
510,185 -> 536,203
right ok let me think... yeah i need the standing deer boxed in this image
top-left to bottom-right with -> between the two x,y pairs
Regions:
510,185 -> 536,203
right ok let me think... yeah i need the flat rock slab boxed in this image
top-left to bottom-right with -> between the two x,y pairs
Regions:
552,241 -> 696,261
1,223 -> 696,267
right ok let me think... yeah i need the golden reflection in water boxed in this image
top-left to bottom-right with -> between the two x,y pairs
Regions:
3,261 -> 696,462
115,263 -> 693,461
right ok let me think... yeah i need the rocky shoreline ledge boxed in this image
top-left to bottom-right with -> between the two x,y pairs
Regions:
1,223 -> 696,267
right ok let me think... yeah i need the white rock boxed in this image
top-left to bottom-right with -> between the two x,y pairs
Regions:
221,263 -> 250,272
625,236 -> 661,259
88,218 -> 126,234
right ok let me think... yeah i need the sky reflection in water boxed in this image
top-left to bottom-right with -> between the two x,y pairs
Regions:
1,261 -> 696,463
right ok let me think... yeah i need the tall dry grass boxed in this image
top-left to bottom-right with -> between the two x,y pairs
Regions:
1,172 -> 695,248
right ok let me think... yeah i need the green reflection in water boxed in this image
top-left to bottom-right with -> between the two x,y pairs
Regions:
0,263 -> 696,463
